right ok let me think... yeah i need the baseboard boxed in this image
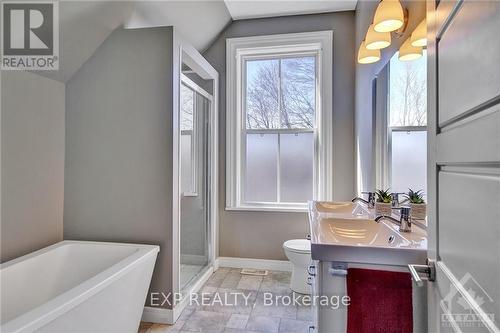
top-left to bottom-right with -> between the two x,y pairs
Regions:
216,257 -> 292,272
142,265 -> 214,324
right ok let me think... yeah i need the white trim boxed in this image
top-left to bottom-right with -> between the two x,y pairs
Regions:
226,31 -> 334,212
216,257 -> 293,272
374,68 -> 390,190
180,73 -> 213,102
225,205 -> 307,213
142,267 -> 213,324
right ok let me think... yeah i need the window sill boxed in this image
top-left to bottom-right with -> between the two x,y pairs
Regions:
225,205 -> 308,213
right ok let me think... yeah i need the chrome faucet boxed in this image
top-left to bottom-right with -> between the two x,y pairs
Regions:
375,206 -> 412,232
390,192 -> 403,207
352,191 -> 375,208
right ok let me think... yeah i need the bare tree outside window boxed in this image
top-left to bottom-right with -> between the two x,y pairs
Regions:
389,50 -> 427,127
243,55 -> 316,204
388,51 -> 427,195
246,56 -> 315,129
180,84 -> 194,131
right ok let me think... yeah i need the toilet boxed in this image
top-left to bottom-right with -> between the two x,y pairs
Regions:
283,239 -> 312,294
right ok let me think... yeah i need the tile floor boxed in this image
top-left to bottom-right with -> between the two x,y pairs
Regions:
139,268 -> 313,333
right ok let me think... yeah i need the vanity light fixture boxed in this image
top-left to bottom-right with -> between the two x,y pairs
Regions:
358,40 -> 381,64
411,19 -> 427,47
373,0 -> 405,33
365,24 -> 391,50
399,37 -> 423,61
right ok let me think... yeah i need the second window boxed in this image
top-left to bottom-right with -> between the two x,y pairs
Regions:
243,55 -> 316,205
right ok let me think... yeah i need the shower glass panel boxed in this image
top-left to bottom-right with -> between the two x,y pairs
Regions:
180,81 -> 210,291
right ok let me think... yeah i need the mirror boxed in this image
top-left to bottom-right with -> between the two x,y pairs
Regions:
373,51 -> 428,195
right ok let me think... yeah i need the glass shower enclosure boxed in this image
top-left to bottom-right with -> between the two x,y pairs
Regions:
179,76 -> 212,291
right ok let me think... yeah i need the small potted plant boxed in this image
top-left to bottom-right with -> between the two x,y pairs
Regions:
404,189 -> 426,220
375,189 -> 392,216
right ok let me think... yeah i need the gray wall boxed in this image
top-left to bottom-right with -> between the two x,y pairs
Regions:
354,0 -> 425,193
63,27 -> 175,308
203,12 -> 356,260
1,71 -> 65,262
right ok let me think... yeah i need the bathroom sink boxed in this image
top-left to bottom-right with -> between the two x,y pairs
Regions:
308,201 -> 427,265
316,217 -> 410,247
313,201 -> 369,218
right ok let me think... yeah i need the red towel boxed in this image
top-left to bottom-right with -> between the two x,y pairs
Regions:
346,268 -> 413,333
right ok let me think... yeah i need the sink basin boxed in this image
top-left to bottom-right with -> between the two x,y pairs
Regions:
313,201 -> 369,217
314,201 -> 358,213
317,217 -> 410,247
308,201 -> 427,265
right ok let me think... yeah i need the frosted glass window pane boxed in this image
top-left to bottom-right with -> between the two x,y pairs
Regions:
281,57 -> 315,129
245,134 -> 278,202
391,131 -> 427,195
280,133 -> 314,202
181,133 -> 193,194
246,59 -> 280,129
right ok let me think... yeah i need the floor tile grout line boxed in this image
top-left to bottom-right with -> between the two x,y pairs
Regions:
140,269 -> 306,333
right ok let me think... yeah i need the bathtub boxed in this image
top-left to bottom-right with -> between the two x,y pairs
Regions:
0,241 -> 159,333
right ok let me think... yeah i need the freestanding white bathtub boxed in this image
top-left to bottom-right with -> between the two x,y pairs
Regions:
0,241 -> 159,333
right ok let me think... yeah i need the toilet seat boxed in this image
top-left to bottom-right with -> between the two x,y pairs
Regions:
283,239 -> 311,254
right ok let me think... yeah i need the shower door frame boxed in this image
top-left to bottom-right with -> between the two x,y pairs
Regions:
172,37 -> 219,320
178,73 -> 213,289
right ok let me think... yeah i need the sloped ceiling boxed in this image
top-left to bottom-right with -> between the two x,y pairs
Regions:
35,1 -> 135,83
125,1 -> 231,52
36,1 -> 232,83
36,0 -> 356,83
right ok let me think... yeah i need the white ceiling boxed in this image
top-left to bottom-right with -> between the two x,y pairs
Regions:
34,1 -> 356,83
224,0 -> 358,20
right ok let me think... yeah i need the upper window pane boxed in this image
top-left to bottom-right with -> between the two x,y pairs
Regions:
246,59 -> 280,129
389,50 -> 427,127
281,57 -> 316,129
245,56 -> 316,130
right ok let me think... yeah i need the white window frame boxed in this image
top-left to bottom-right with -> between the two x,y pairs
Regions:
226,31 -> 334,212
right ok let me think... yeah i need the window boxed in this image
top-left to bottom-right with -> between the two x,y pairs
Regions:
180,82 -> 197,196
387,51 -> 427,195
226,32 -> 333,211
